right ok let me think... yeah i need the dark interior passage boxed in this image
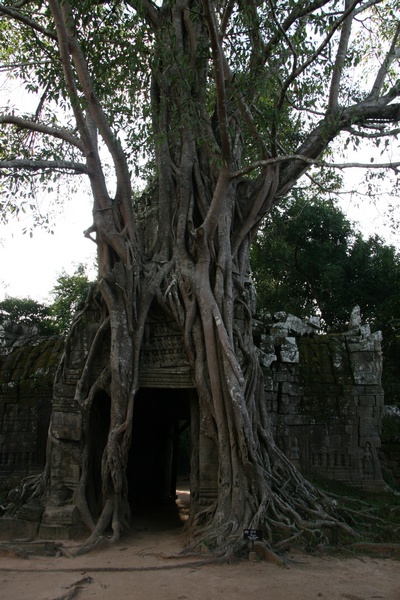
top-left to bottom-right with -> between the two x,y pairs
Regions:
87,390 -> 111,518
127,388 -> 192,512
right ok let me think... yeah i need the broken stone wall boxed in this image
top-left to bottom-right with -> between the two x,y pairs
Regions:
0,309 -> 387,505
256,310 -> 385,490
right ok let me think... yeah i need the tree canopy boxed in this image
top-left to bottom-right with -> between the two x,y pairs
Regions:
1,0 -> 399,220
0,0 -> 400,556
252,194 -> 356,323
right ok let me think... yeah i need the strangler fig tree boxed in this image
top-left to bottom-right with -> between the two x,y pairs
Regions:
0,0 -> 399,554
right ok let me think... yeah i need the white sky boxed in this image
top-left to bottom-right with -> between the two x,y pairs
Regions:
0,192 -> 97,303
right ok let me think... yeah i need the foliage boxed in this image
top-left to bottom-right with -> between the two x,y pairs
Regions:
251,194 -> 356,324
49,263 -> 92,334
381,411 -> 400,444
0,296 -> 55,335
0,1 -> 399,220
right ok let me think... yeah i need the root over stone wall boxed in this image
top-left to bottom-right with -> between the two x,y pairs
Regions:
0,307 -> 388,538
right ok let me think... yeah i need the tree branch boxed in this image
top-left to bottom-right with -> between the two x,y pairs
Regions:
124,0 -> 159,30
54,2 -> 134,216
220,0 -> 236,37
276,99 -> 400,194
262,0 -> 333,62
48,0 -> 117,216
0,115 -> 83,150
278,0 -> 362,108
0,159 -> 88,174
354,0 -> 386,15
328,0 -> 354,111
231,155 -> 400,179
368,22 -> 400,100
0,3 -> 57,41
344,125 -> 400,138
202,0 -> 231,164
48,1 -> 97,156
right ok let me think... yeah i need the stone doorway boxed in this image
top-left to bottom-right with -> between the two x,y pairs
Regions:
126,388 -> 194,525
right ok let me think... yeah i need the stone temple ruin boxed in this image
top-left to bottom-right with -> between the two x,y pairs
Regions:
0,306 -> 386,539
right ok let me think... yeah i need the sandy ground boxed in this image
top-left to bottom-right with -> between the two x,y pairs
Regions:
1,490 -> 399,600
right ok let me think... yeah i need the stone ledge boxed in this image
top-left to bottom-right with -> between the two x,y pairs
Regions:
0,517 -> 39,541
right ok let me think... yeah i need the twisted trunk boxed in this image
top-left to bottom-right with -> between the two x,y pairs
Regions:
40,0 -> 351,556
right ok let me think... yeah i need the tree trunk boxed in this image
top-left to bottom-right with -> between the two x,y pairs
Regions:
38,0 -> 353,556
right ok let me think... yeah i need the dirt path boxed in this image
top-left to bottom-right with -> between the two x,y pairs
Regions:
1,528 -> 400,600
1,491 -> 399,600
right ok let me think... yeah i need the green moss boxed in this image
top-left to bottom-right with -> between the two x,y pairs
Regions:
0,336 -> 64,391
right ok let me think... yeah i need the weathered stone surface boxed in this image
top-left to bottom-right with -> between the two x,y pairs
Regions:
257,347 -> 277,368
0,517 -> 39,541
262,309 -> 385,489
17,501 -> 44,522
0,335 -> 64,492
51,412 -> 82,441
280,337 -> 299,363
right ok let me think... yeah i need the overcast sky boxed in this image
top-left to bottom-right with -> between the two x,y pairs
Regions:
0,192 -> 97,302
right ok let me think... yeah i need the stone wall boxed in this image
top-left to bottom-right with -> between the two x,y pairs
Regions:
0,308 -> 387,508
0,332 -> 64,494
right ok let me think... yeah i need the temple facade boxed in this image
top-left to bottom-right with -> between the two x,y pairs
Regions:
0,307 -> 386,539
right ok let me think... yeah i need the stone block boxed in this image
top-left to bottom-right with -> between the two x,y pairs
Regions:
263,378 -> 274,392
41,504 -> 81,527
17,501 -> 44,522
359,395 -> 375,406
350,351 -> 382,385
274,370 -> 296,383
356,406 -> 374,418
0,518 -> 39,541
280,337 -> 299,363
257,347 -> 277,368
343,402 -> 357,415
359,436 -> 381,449
51,411 -> 82,441
280,381 -> 299,395
53,382 -> 76,400
345,424 -> 357,435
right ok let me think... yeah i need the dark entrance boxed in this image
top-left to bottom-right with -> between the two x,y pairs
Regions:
127,388 -> 193,512
87,390 -> 111,517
